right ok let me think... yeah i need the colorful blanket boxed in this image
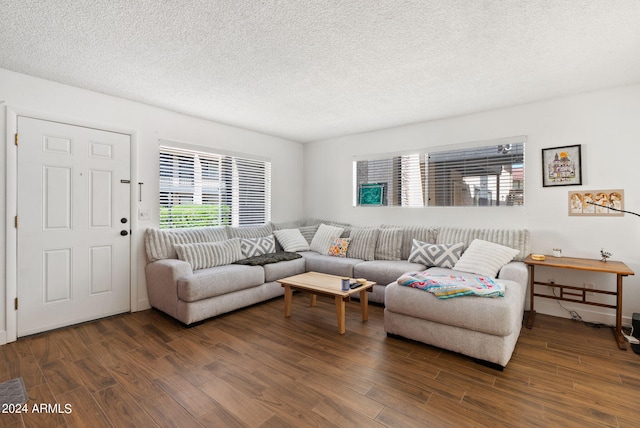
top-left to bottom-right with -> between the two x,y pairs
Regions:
397,272 -> 504,299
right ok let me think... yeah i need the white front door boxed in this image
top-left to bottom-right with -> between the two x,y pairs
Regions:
17,116 -> 131,337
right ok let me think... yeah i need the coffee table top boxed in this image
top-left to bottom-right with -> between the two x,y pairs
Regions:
277,271 -> 375,296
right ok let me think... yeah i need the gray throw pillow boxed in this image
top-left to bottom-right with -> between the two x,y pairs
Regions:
239,235 -> 276,258
408,239 -> 464,268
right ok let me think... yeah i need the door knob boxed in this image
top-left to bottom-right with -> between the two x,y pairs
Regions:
121,218 -> 128,224
120,230 -> 129,236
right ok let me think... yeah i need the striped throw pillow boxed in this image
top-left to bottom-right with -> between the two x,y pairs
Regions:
144,226 -> 228,261
174,239 -> 243,270
273,229 -> 310,252
310,224 -> 345,254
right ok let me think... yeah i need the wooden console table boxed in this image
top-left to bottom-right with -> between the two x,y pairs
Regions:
524,255 -> 634,350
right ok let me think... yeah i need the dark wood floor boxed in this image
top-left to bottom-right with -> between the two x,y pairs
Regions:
1,295 -> 639,427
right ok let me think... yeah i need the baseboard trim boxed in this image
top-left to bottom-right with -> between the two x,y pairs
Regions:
535,300 -> 623,326
136,299 -> 151,311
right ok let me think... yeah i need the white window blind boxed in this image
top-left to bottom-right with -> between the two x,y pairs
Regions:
354,153 -> 425,207
427,142 -> 525,207
159,145 -> 271,229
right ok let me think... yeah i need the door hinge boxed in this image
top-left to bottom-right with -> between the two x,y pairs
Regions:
14,133 -> 18,146
14,216 -> 18,228
14,298 -> 18,310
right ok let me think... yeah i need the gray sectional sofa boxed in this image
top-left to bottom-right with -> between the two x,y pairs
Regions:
144,220 -> 530,368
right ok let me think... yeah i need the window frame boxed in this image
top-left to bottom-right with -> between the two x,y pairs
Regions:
158,142 -> 271,229
352,136 -> 526,208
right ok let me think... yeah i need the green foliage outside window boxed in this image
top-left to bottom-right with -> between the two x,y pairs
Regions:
159,204 -> 231,229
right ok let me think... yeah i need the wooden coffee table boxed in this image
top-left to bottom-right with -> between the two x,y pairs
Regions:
277,271 -> 376,334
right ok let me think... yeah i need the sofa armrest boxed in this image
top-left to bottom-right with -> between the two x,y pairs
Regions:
145,258 -> 193,318
497,261 -> 528,289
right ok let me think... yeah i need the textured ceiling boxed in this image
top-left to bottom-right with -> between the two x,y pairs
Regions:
1,1 -> 640,143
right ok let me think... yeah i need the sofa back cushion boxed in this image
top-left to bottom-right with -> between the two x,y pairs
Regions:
436,227 -> 530,261
298,225 -> 319,244
375,228 -> 403,261
175,238 -> 244,270
227,223 -> 273,239
145,226 -> 228,262
346,227 -> 379,261
381,224 -> 437,260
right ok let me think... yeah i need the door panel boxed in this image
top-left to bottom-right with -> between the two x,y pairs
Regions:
17,116 -> 131,337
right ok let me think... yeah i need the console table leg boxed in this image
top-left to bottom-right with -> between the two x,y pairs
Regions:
526,265 -> 535,329
526,310 -> 536,329
615,274 -> 627,350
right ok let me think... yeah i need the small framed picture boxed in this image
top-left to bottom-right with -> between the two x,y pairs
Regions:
568,189 -> 624,216
542,144 -> 582,187
358,183 -> 386,206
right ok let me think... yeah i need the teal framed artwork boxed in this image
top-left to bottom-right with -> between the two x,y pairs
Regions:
358,183 -> 385,206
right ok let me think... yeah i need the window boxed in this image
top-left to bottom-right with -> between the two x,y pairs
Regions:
354,153 -> 425,207
427,140 -> 525,207
353,138 -> 525,208
159,145 -> 271,229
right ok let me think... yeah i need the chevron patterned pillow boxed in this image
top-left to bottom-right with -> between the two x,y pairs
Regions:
239,235 -> 276,258
408,239 -> 464,268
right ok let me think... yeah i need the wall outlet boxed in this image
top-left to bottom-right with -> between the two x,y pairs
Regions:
138,208 -> 151,220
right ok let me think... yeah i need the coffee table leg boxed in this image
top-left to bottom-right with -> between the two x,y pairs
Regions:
359,289 -> 368,322
284,285 -> 292,318
335,296 -> 346,334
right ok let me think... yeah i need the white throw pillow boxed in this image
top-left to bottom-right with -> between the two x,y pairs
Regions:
453,239 -> 520,278
273,229 -> 310,252
310,223 -> 345,254
174,238 -> 243,270
409,240 -> 464,268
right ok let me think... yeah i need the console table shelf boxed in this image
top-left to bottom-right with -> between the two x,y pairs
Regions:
524,254 -> 634,350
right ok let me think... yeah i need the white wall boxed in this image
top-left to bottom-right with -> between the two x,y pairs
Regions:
0,68 -> 304,343
304,84 -> 640,326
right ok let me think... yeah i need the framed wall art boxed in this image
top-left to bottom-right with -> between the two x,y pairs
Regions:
568,189 -> 624,216
358,183 -> 386,206
542,144 -> 582,187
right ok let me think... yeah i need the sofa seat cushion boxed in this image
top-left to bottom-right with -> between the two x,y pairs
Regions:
177,264 -> 264,302
264,257 -> 306,282
298,251 -> 363,277
353,260 -> 427,286
384,268 -> 526,337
